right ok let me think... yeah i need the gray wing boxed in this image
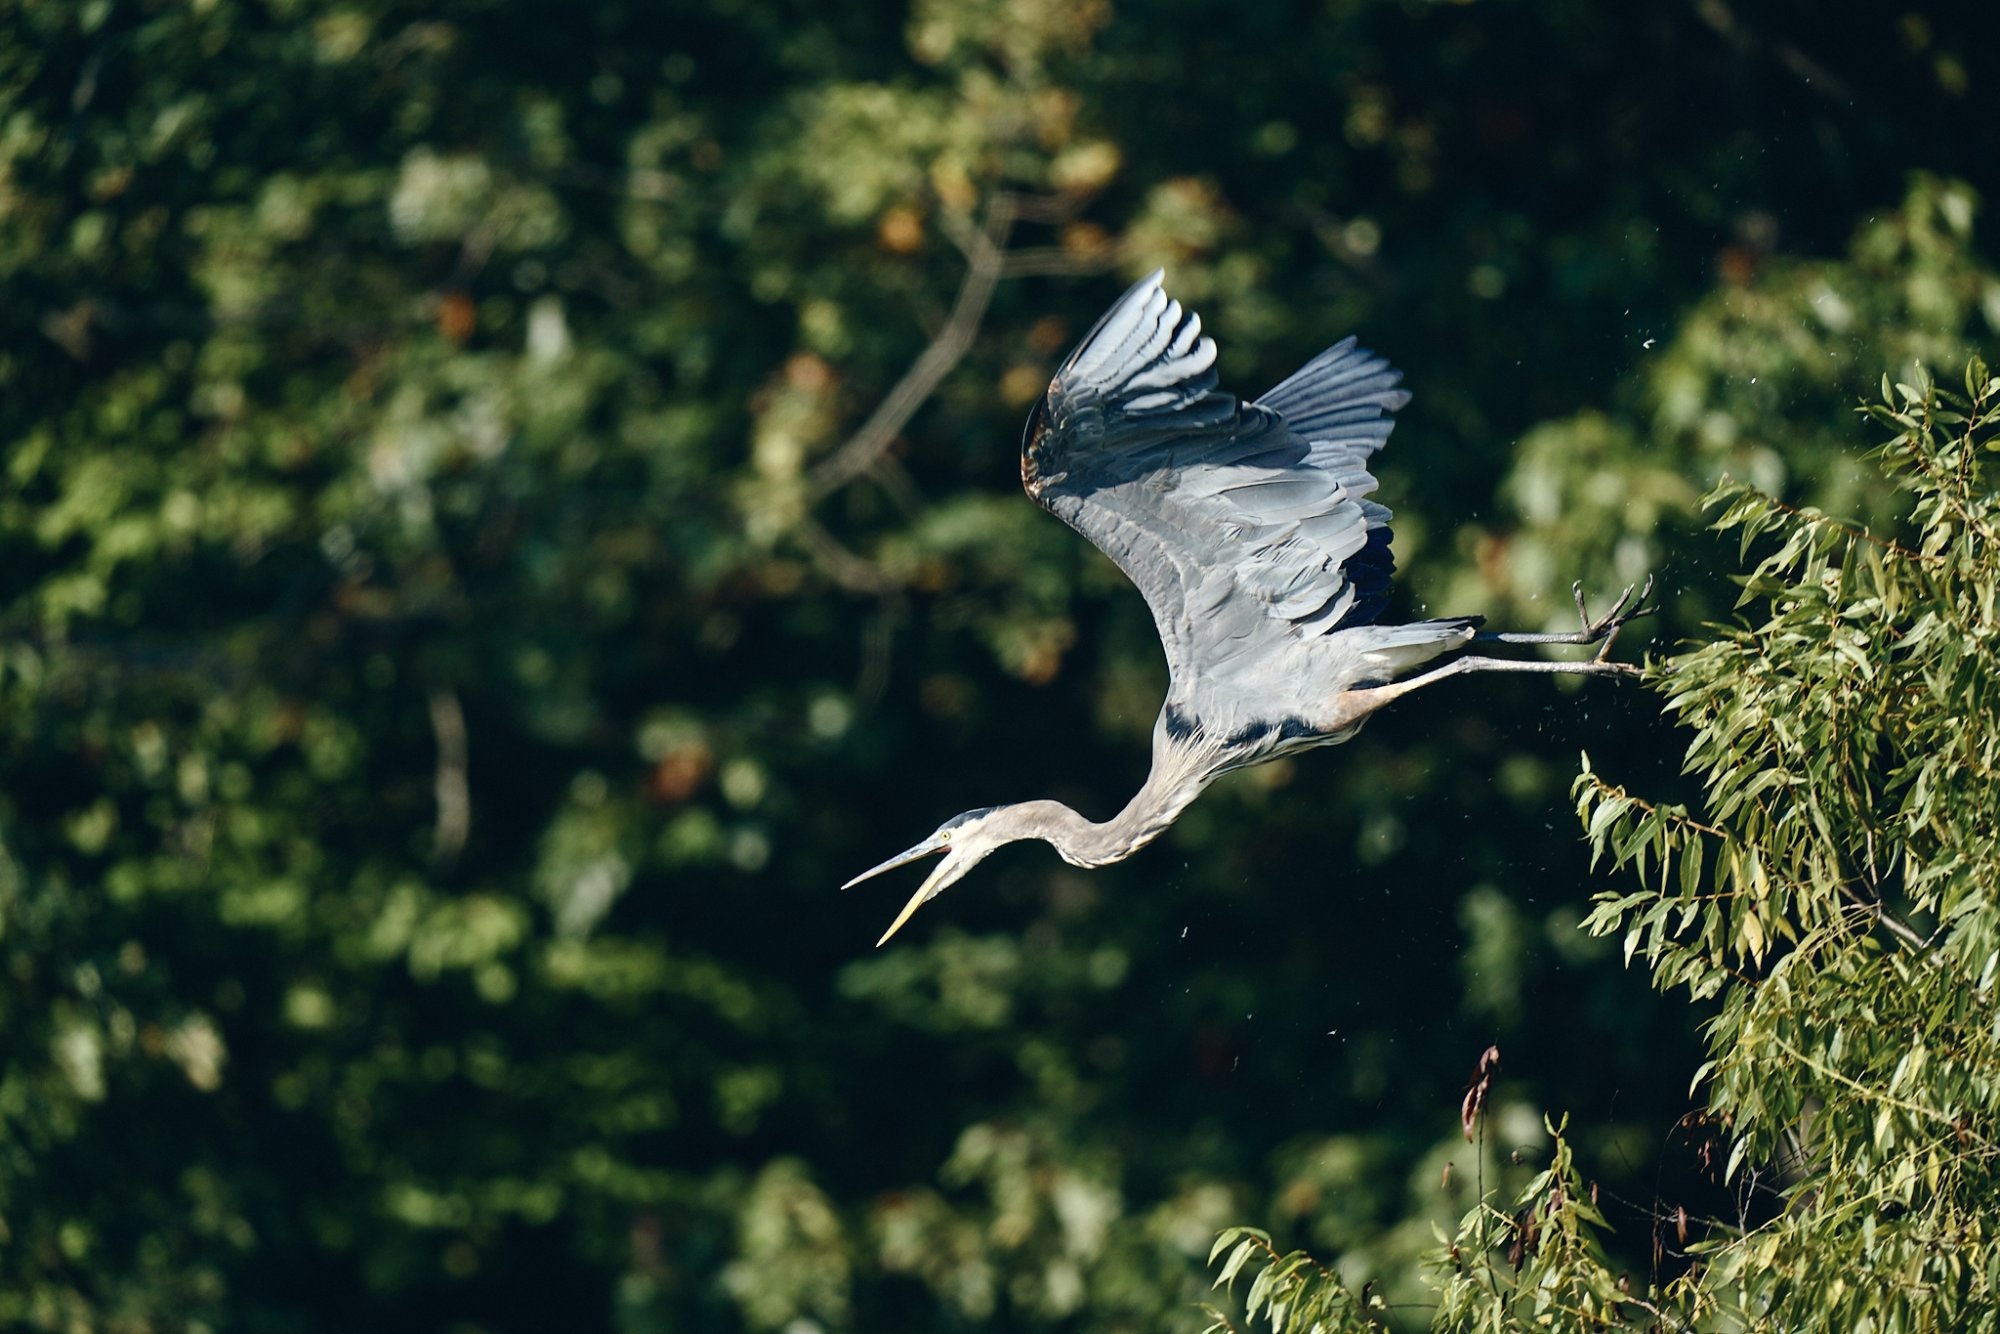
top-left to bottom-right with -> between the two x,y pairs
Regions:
1021,270 -> 1409,689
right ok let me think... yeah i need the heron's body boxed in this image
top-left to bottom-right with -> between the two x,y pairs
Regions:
848,272 -> 1647,943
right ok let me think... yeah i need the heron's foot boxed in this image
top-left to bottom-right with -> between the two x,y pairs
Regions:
1473,575 -> 1656,667
1573,574 -> 1656,663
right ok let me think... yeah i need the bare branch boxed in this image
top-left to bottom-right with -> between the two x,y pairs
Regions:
1835,882 -> 1931,953
1689,0 -> 1855,104
794,516 -> 898,595
998,246 -> 1118,279
429,688 -> 471,869
808,198 -> 1018,501
803,187 -> 1120,511
993,190 -> 1087,226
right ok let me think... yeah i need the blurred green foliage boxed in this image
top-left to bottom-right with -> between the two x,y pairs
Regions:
1207,368 -> 2000,1328
1,0 -> 1995,1329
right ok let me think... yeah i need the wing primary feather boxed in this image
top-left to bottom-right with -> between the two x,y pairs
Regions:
1257,339 -> 1408,447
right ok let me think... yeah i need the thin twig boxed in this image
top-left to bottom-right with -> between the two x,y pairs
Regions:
998,247 -> 1118,279
1736,488 -> 1939,563
1769,1035 -> 1997,1148
429,688 -> 471,869
1582,775 -> 1729,840
1582,774 -> 1935,957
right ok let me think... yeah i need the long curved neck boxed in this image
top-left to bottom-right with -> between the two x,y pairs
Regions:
1013,750 -> 1211,869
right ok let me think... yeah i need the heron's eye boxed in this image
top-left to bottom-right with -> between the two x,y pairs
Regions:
941,831 -> 952,842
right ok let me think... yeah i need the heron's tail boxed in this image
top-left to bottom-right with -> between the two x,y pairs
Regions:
1348,616 -> 1483,679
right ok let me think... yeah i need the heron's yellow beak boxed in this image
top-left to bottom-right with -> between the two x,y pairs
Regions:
873,856 -> 959,947
842,833 -> 958,946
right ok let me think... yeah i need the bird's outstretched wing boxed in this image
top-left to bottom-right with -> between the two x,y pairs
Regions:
1021,270 -> 1408,682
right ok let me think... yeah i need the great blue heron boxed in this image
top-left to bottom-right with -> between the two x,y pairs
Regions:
847,271 -> 1649,945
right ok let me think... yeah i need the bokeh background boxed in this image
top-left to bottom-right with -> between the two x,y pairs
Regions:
3,1 -> 1996,1328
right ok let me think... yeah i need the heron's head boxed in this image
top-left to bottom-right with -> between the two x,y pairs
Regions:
842,806 -> 1016,946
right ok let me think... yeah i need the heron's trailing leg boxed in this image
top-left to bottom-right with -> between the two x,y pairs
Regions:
1336,648 -> 1640,728
1475,576 -> 1655,662
1314,579 -> 1651,737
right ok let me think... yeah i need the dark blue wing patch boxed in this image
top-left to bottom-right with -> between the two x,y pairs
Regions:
1333,525 -> 1396,629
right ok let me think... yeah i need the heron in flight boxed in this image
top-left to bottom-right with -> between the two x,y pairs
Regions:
847,271 -> 1649,945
